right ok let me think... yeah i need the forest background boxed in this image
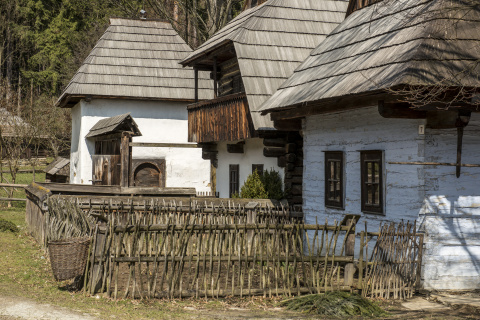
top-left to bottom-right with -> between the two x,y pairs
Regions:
0,0 -> 247,159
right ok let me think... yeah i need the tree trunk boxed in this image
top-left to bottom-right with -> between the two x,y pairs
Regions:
17,72 -> 21,115
30,79 -> 33,121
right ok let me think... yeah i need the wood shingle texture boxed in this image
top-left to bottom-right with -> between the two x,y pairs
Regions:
86,113 -> 142,138
260,0 -> 480,114
56,18 -> 212,108
180,0 -> 349,129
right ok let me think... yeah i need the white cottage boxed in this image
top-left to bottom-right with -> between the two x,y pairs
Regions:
56,18 -> 213,191
179,0 -> 348,202
261,0 -> 480,290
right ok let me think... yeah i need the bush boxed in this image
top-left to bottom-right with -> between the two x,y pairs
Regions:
238,169 -> 284,200
0,219 -> 19,233
240,170 -> 268,199
261,169 -> 284,200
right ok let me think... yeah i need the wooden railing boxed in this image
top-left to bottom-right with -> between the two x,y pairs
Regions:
187,92 -> 255,143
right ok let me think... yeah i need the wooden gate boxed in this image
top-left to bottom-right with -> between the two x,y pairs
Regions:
92,155 -> 121,185
358,221 -> 423,299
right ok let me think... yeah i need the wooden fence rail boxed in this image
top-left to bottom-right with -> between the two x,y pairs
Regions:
84,210 -> 358,299
0,183 -> 28,202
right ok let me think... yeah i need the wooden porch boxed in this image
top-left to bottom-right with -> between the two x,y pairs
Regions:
187,92 -> 255,143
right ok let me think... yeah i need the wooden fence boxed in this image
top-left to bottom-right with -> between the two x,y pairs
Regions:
26,193 -> 424,300
84,211 -> 357,299
358,221 -> 423,299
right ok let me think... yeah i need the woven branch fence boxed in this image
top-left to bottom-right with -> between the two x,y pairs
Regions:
40,197 -> 424,300
359,221 -> 423,299
84,208 -> 357,299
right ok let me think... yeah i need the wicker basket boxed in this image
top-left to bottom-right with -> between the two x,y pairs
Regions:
48,237 -> 91,281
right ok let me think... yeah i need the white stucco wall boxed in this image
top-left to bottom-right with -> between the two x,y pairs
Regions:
216,138 -> 284,198
419,113 -> 480,290
69,99 -> 211,191
303,106 -> 425,231
303,106 -> 480,290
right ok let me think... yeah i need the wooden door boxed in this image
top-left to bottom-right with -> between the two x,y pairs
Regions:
92,155 -> 121,185
133,163 -> 164,187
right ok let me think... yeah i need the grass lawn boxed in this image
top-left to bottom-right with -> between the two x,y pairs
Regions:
0,206 -> 295,319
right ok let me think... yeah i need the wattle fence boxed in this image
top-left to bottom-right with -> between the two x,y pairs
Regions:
26,192 -> 424,300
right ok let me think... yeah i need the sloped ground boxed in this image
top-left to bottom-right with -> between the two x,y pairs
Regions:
1,206 -> 480,319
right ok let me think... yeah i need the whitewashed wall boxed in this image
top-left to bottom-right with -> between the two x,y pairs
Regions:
303,106 -> 480,290
216,138 -> 284,198
69,99 -> 211,191
419,113 -> 480,289
303,106 -> 425,231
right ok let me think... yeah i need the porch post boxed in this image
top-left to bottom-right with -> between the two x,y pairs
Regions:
194,66 -> 199,103
213,56 -> 218,98
120,132 -> 131,187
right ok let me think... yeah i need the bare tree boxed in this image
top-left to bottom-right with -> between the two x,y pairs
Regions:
113,0 -> 244,48
382,0 -> 480,110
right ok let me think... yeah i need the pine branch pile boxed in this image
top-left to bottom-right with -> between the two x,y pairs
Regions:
0,219 -> 19,233
280,292 -> 387,318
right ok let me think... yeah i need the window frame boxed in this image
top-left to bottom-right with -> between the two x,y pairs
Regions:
324,151 -> 345,209
360,150 -> 384,215
229,164 -> 240,197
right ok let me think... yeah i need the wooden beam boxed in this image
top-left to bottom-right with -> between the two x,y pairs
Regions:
130,142 -> 199,148
263,138 -> 286,147
269,93 -> 391,121
285,143 -> 296,153
378,101 -> 427,119
388,161 -> 480,167
226,142 -> 244,153
273,119 -> 302,131
456,126 -> 463,178
202,151 -> 217,161
263,147 -> 286,157
0,183 -> 27,188
213,56 -> 218,98
33,182 -> 196,196
194,66 -> 198,103
120,132 -> 130,188
0,197 -> 26,202
286,153 -> 296,163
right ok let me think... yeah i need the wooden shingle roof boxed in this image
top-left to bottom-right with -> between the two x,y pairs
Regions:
57,18 -> 213,108
45,157 -> 70,176
180,0 -> 349,129
260,0 -> 480,114
85,113 -> 142,138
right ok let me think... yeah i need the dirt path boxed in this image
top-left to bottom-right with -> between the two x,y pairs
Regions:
0,296 -> 97,320
2,293 -> 480,320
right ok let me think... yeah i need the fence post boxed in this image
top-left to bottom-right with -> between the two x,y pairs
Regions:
416,234 -> 424,289
245,202 -> 258,255
357,231 -> 365,290
344,219 -> 356,287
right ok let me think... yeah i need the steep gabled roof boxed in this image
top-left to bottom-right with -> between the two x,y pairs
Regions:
56,18 -> 213,108
260,0 -> 480,114
86,113 -> 142,138
180,0 -> 349,129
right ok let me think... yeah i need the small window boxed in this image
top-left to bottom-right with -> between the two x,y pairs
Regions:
360,150 -> 384,214
229,164 -> 239,197
252,164 -> 264,175
325,152 -> 344,209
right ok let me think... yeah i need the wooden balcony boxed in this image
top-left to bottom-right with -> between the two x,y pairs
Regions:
187,92 -> 255,143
